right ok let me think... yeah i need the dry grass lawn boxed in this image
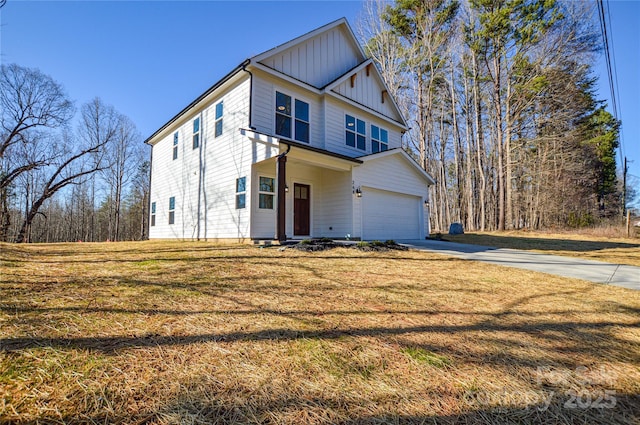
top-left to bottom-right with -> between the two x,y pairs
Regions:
445,231 -> 640,267
1,241 -> 639,424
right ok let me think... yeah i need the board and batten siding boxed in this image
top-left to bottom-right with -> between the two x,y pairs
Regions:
149,77 -> 252,239
331,68 -> 402,122
258,26 -> 361,88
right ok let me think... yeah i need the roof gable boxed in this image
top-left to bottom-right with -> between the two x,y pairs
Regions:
251,18 -> 366,88
325,59 -> 406,125
358,148 -> 436,185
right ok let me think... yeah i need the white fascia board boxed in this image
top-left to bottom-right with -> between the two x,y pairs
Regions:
323,59 -> 374,91
251,18 -> 366,64
324,60 -> 408,129
325,90 -> 408,131
249,63 -> 323,94
146,71 -> 248,146
358,148 -> 436,185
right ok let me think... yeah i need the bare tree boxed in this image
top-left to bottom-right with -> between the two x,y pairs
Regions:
101,115 -> 143,241
0,64 -> 74,240
14,131 -> 109,243
14,98 -> 117,243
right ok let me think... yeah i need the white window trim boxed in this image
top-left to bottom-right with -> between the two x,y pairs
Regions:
215,101 -> 224,138
236,176 -> 246,209
257,175 -> 275,210
371,124 -> 388,153
274,89 -> 310,143
173,131 -> 179,160
345,112 -> 367,152
192,117 -> 200,149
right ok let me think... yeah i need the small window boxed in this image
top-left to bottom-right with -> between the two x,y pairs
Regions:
258,176 -> 275,209
371,125 -> 388,153
236,177 -> 246,209
168,196 -> 175,225
215,101 -> 223,138
275,92 -> 292,138
150,201 -> 156,227
193,117 -> 200,149
173,132 -> 178,160
346,114 -> 366,150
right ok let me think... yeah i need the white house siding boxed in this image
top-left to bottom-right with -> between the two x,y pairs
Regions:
250,159 -> 353,239
315,169 -> 352,238
251,72 -> 324,149
149,77 -> 252,240
331,68 -> 402,122
324,96 -> 403,158
258,26 -> 362,88
351,153 -> 429,240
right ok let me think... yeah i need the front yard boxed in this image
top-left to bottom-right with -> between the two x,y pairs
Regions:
1,241 -> 638,424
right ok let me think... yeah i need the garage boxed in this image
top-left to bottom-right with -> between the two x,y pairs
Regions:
362,187 -> 422,240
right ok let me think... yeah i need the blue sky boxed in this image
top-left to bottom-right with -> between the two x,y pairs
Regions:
1,0 -> 638,202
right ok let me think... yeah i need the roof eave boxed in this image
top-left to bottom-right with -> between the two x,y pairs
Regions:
144,58 -> 250,145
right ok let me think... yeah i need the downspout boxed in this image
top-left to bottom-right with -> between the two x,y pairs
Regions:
276,143 -> 291,242
196,110 -> 204,240
240,59 -> 255,130
146,141 -> 153,240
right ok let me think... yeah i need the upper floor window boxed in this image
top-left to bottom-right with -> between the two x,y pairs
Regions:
215,101 -> 223,138
258,176 -> 275,209
173,132 -> 179,160
236,177 -> 246,209
346,114 -> 366,150
275,91 -> 309,143
371,125 -> 388,153
168,196 -> 176,225
193,117 -> 200,149
294,99 -> 309,143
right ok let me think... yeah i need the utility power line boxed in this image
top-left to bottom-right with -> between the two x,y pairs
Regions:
597,0 -> 625,163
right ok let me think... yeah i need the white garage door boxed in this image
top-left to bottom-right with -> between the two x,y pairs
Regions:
362,188 -> 421,240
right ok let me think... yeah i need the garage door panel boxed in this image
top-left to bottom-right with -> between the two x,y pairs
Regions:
362,188 -> 420,240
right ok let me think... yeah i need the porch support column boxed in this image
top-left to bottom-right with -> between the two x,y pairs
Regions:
276,150 -> 288,242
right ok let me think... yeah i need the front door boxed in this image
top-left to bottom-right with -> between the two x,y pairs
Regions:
294,183 -> 310,236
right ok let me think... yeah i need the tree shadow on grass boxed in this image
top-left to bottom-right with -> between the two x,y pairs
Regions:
5,392 -> 638,424
2,319 -> 637,361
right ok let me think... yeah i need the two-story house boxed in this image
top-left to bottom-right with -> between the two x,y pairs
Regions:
146,18 -> 434,241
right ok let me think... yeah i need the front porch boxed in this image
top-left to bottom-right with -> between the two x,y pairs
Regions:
250,145 -> 358,241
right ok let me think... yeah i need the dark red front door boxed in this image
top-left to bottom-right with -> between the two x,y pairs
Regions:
294,183 -> 310,236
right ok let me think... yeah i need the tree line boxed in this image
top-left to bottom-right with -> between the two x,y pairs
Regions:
359,0 -> 625,232
1,63 -> 149,243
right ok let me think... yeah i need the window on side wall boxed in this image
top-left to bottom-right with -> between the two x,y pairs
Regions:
236,177 -> 246,209
346,114 -> 366,150
215,101 -> 223,138
371,125 -> 388,153
150,201 -> 156,227
168,196 -> 175,225
173,132 -> 179,160
258,176 -> 275,209
193,117 -> 200,149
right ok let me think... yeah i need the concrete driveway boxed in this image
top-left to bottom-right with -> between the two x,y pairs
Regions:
401,239 -> 639,291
